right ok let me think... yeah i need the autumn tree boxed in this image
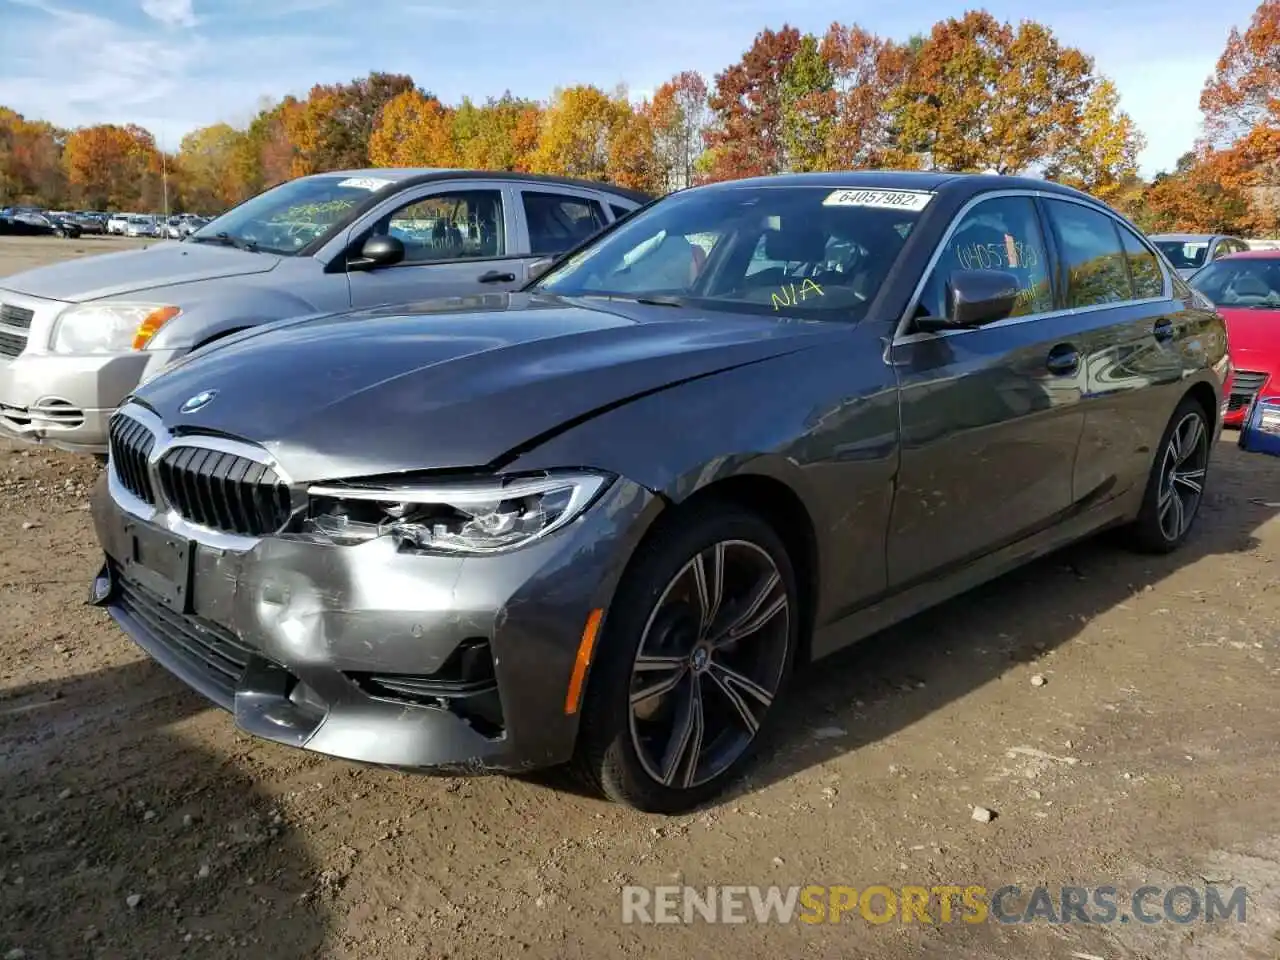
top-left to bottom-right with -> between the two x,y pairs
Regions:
1201,0 -> 1280,145
890,12 -> 1093,174
704,26 -> 803,180
177,123 -> 245,213
530,85 -> 626,182
0,108 -> 65,205
369,90 -> 458,167
288,73 -> 418,174
819,23 -> 915,169
63,124 -> 159,209
779,33 -> 834,172
645,72 -> 709,191
452,94 -> 542,171
1045,79 -> 1145,203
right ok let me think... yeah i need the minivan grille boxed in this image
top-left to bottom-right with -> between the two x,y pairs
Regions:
157,446 -> 293,537
108,413 -> 158,503
0,304 -> 34,330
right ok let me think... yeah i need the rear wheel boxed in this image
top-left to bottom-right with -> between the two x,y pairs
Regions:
1122,397 -> 1211,553
573,504 -> 797,813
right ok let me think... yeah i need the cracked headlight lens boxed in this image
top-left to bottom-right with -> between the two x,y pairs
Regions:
298,471 -> 612,555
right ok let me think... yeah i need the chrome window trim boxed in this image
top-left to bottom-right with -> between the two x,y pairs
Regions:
892,189 -> 1174,346
107,401 -> 302,551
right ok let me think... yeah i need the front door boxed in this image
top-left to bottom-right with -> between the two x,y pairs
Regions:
887,193 -> 1088,587
346,185 -> 528,308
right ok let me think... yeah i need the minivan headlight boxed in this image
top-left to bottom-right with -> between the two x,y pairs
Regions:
50,303 -> 181,354
298,472 -> 612,555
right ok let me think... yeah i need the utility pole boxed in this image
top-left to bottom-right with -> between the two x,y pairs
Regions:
161,128 -> 170,218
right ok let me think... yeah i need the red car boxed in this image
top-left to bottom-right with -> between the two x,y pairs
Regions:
1188,249 -> 1280,426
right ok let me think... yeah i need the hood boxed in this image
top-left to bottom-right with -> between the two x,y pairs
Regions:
0,242 -> 280,302
133,293 -> 832,482
1218,307 -> 1280,372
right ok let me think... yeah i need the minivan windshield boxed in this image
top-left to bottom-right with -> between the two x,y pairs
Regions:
1189,257 -> 1280,308
189,174 -> 395,255
533,184 -> 926,320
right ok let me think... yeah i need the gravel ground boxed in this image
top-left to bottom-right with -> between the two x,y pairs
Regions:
2,236 -> 1280,959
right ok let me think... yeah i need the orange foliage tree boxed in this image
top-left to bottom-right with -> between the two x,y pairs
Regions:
62,124 -> 159,209
369,91 -> 458,167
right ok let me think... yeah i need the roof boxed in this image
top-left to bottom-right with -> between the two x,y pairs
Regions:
694,170 -> 1103,202
308,167 -> 653,203
1219,249 -> 1280,259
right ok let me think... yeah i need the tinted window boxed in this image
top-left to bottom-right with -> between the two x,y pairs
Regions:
919,196 -> 1052,319
1118,227 -> 1164,299
1154,238 -> 1211,270
536,184 -> 926,320
1045,200 -> 1132,307
1189,258 -> 1280,307
523,192 -> 607,255
380,190 -> 505,263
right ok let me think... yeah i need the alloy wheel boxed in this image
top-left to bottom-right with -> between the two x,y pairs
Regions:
1157,411 -> 1209,542
627,539 -> 790,790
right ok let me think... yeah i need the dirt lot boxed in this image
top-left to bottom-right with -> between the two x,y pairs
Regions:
2,235 -> 1280,959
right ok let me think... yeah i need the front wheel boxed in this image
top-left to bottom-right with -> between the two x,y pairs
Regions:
1122,397 -> 1211,553
573,503 -> 798,813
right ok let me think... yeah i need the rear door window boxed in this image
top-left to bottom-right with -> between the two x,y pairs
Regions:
1117,226 -> 1165,299
522,191 -> 608,255
1043,200 -> 1133,307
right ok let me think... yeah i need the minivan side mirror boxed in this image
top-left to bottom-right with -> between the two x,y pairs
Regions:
349,234 -> 405,271
527,256 -> 557,282
916,269 -> 1020,333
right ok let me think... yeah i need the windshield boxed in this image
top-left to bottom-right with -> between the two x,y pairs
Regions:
190,174 -> 395,255
1189,258 -> 1280,308
534,184 -> 927,320
1155,239 -> 1211,269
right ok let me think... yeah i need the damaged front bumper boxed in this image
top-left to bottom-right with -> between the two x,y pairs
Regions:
89,471 -> 660,773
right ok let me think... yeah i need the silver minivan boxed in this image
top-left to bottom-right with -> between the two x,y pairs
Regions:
0,169 -> 649,454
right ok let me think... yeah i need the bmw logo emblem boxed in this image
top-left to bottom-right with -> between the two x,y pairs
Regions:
180,389 -> 218,414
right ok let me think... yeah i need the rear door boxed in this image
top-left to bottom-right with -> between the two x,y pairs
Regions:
345,180 -> 527,308
1039,198 -> 1186,506
887,192 -> 1089,587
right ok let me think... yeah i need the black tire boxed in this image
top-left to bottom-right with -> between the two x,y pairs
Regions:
572,502 -> 798,813
1121,397 -> 1212,554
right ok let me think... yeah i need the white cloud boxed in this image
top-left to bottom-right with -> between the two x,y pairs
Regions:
140,0 -> 196,28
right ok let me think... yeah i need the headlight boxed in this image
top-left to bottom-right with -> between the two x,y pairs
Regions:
50,302 -> 181,354
297,471 -> 612,555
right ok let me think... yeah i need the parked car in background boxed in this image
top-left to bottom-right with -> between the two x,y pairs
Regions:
1151,233 -> 1249,278
1,214 -> 72,238
6,212 -> 82,239
1187,249 -> 1280,426
72,213 -> 106,234
106,214 -> 130,235
88,171 -> 1226,811
0,169 -> 649,454
125,215 -> 160,238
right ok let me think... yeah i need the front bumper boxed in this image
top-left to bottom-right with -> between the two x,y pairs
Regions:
89,470 -> 661,772
0,350 -> 181,453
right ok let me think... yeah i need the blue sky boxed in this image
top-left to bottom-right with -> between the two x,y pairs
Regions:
0,0 -> 1264,176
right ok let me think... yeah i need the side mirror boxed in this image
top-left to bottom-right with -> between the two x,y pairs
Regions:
916,269 -> 1020,333
349,234 -> 405,271
527,256 -> 556,282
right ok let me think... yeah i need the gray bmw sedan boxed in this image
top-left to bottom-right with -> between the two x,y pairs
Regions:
90,172 -> 1228,812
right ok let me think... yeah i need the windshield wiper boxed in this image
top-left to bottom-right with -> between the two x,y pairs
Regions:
188,231 -> 258,252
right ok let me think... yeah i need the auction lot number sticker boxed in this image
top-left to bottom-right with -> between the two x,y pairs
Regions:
823,189 -> 934,211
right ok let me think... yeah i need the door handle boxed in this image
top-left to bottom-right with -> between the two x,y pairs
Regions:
1046,343 -> 1080,376
1153,318 -> 1175,342
478,270 -> 516,284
